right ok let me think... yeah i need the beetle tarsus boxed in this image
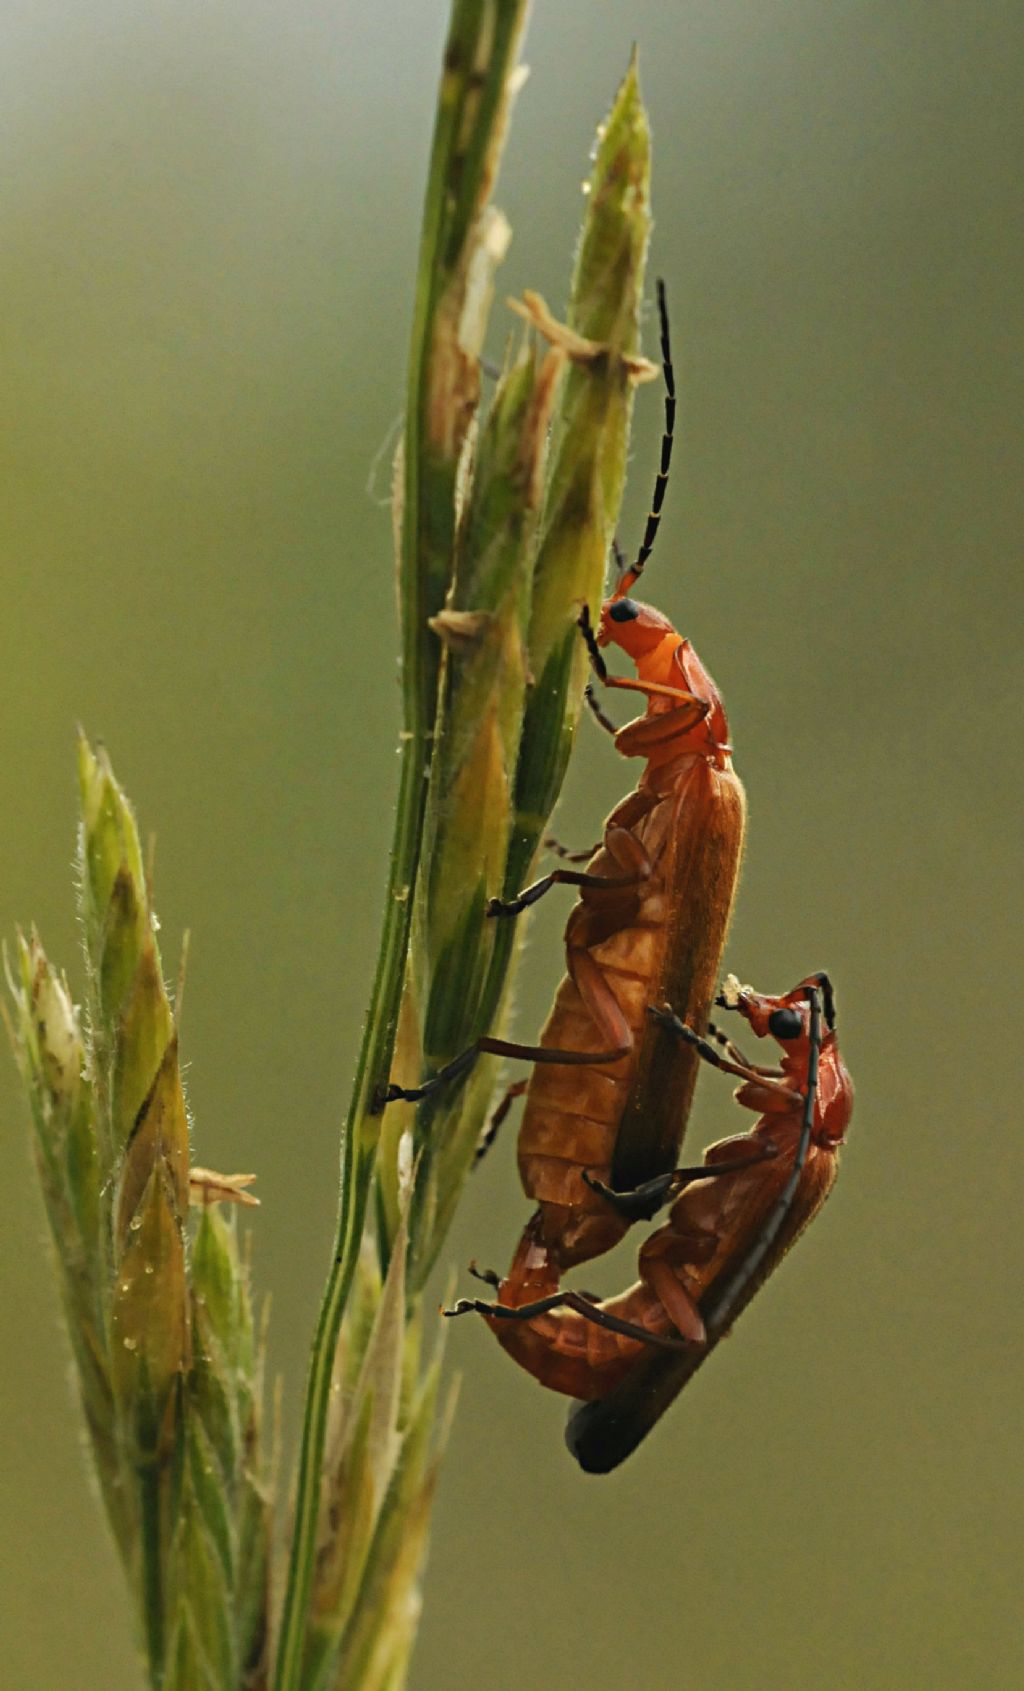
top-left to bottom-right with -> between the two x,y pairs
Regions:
583,1167 -> 677,1221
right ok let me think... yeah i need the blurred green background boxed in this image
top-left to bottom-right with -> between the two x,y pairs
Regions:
2,3 -> 1021,1687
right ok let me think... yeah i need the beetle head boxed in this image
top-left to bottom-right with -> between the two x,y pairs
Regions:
718,972 -> 851,1142
718,971 -> 836,1042
597,593 -> 676,659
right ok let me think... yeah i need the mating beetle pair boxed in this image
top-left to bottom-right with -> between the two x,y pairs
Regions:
380,283 -> 854,1471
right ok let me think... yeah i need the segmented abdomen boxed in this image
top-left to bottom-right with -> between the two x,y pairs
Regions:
517,903 -> 666,1267
486,1280 -> 672,1400
517,759 -> 745,1269
494,1133 -> 840,1401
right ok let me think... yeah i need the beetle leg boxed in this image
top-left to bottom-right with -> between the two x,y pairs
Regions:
643,1259 -> 706,1345
566,945 -> 634,1057
488,818 -> 651,918
582,1167 -> 678,1221
558,1293 -> 690,1350
473,1078 -> 528,1165
706,1018 -> 756,1068
583,682 -> 618,737
375,1023 -> 631,1111
578,602 -> 609,679
578,604 -> 709,715
578,613 -> 706,715
467,1262 -> 502,1290
487,832 -> 648,918
603,673 -> 709,708
445,1291 -> 690,1352
374,1041 -> 480,1108
648,1005 -> 803,1103
445,1293 -> 565,1321
706,1019 -> 783,1076
486,869 -> 584,917
543,832 -> 603,863
486,868 -> 605,918
611,698 -> 710,758
584,1144 -> 776,1221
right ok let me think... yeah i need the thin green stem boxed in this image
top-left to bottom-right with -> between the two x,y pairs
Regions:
271,745 -> 425,1691
139,1457 -> 165,1689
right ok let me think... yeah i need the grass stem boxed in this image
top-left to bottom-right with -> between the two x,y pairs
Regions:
271,9 -> 530,1687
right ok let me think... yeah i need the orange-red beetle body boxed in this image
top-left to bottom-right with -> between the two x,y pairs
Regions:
513,624 -> 745,1271
454,977 -> 852,1424
384,285 -> 746,1288
506,284 -> 747,1270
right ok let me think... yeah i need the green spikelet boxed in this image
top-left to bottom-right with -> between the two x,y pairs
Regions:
304,1208 -> 455,1691
421,342 -> 561,1056
282,29 -> 658,1691
507,52 -> 654,897
7,15 -> 666,1691
77,737 -> 192,1683
4,932 -> 128,1552
381,339 -> 564,1275
9,737 -> 272,1690
273,8 -> 533,1680
382,61 -> 655,1289
172,1206 -> 272,1690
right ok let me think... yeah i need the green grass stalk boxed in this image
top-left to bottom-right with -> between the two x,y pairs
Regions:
271,8 -> 531,1687
6,11 -> 661,1687
8,747 -> 271,1691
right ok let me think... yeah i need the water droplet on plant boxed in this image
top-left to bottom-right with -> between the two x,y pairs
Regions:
122,1336 -> 138,1352
581,180 -> 592,196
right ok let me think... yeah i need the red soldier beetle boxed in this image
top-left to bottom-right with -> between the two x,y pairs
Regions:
379,282 -> 746,1277
566,974 -> 853,1470
447,975 -> 852,1466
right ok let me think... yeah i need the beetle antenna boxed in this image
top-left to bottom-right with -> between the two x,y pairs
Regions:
808,970 -> 836,1029
613,278 -> 675,599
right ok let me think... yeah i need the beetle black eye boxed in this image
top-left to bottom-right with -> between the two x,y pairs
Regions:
768,1007 -> 803,1041
608,597 -> 640,623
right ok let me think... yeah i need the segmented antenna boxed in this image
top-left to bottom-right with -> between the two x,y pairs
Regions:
613,278 -> 676,598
